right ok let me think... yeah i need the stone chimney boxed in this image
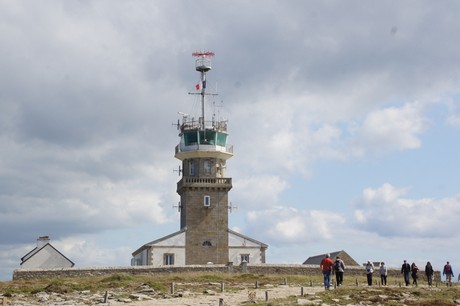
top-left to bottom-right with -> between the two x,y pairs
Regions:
37,236 -> 50,249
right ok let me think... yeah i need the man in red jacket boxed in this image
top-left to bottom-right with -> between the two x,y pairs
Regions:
320,254 -> 334,290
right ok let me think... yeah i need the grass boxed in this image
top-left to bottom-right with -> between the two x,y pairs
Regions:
1,273 -> 459,305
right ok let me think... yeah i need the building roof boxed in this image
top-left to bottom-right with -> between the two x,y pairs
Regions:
302,250 -> 360,266
20,243 -> 75,267
228,228 -> 268,248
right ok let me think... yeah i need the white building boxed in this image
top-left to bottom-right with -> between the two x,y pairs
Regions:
20,236 -> 74,269
132,229 -> 267,266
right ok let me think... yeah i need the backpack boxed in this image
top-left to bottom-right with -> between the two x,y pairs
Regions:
334,260 -> 341,271
445,264 -> 452,274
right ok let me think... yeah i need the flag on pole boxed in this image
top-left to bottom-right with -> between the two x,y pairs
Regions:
195,82 -> 201,90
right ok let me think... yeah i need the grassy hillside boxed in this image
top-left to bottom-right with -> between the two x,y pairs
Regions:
1,272 -> 459,305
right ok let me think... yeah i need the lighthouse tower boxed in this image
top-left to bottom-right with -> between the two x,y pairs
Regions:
131,52 -> 267,267
175,52 -> 233,264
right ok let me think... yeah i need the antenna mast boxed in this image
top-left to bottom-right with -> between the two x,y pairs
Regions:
192,51 -> 215,130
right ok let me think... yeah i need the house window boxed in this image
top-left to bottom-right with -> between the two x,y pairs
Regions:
241,254 -> 250,263
163,253 -> 174,265
204,195 -> 211,207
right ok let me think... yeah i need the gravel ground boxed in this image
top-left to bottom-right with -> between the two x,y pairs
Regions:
109,285 -> 323,306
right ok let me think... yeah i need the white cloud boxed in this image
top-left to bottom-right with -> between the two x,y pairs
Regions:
353,183 -> 460,238
232,175 -> 289,209
447,98 -> 460,127
245,207 -> 345,245
1,0 -> 460,281
351,102 -> 428,156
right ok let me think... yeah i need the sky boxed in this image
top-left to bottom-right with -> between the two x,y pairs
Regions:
1,0 -> 460,281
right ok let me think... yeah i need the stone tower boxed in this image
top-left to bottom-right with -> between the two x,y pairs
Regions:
174,52 -> 233,265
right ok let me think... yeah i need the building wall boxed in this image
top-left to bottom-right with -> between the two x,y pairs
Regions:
228,247 -> 264,264
13,263 -> 442,281
21,245 -> 73,269
132,231 -> 266,267
180,187 -> 229,264
151,247 -> 185,266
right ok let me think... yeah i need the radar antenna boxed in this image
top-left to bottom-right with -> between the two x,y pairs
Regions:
192,51 -> 215,130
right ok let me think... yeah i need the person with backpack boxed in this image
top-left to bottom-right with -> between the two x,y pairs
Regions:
334,256 -> 345,286
425,261 -> 434,287
411,262 -> 419,286
443,261 -> 454,286
401,260 -> 411,286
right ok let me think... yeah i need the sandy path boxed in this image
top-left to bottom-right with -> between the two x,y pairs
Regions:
110,285 -> 323,306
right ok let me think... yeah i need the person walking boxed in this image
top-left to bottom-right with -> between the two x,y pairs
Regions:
365,260 -> 374,286
320,254 -> 334,290
401,260 -> 411,286
443,261 -> 454,286
334,256 -> 345,287
379,262 -> 388,286
411,262 -> 419,286
425,261 -> 434,287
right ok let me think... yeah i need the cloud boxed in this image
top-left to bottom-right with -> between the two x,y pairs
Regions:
447,98 -> 460,127
1,0 -> 460,281
232,175 -> 289,209
353,183 -> 460,238
350,101 -> 428,156
244,207 -> 345,245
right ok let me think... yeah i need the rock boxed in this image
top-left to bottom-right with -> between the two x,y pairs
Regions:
35,291 -> 50,302
203,289 -> 217,295
129,293 -> 153,300
296,299 -> 314,305
138,288 -> 155,294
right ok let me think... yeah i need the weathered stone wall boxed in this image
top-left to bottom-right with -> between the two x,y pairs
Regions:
12,263 -> 441,282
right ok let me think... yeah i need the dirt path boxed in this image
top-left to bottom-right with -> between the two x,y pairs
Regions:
109,285 -> 324,306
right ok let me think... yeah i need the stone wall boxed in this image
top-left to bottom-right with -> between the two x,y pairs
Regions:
12,263 -> 441,282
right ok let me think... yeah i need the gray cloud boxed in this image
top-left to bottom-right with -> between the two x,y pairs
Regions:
1,1 -> 460,280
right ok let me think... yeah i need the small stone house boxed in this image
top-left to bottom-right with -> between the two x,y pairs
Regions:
132,229 -> 267,266
303,250 -> 360,266
20,236 -> 74,269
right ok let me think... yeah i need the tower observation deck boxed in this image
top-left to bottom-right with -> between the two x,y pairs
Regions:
175,52 -> 233,161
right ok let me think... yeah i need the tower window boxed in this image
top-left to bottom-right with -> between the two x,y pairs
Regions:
163,253 -> 175,265
204,195 -> 211,207
189,160 -> 195,176
204,160 -> 211,174
241,254 -> 250,263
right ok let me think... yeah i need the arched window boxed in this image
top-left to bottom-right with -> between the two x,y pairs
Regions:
202,240 -> 212,247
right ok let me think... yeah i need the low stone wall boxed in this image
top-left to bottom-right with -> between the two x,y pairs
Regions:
12,263 -> 441,282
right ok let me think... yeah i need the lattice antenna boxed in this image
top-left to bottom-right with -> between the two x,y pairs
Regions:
173,201 -> 182,212
173,165 -> 182,176
228,202 -> 238,213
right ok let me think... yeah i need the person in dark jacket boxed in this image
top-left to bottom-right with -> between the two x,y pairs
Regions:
443,261 -> 454,286
333,256 -> 345,286
425,261 -> 434,286
401,260 -> 411,286
411,262 -> 419,285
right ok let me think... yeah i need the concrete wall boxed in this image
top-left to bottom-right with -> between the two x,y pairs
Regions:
13,263 -> 441,281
